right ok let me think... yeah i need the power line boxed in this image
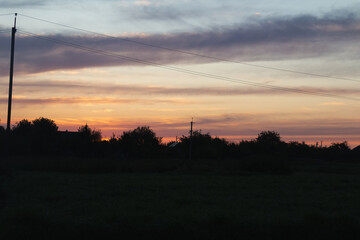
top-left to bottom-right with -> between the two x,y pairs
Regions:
17,13 -> 360,84
18,29 -> 360,102
0,28 -> 11,33
0,13 -> 14,17
18,29 -> 360,100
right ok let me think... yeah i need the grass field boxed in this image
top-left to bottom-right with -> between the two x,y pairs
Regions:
1,157 -> 360,239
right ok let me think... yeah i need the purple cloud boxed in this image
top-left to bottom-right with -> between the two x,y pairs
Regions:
0,9 -> 360,76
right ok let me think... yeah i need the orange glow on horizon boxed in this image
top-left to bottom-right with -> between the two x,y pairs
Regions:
5,116 -> 358,149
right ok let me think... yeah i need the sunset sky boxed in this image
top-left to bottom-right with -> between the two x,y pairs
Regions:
1,0 -> 360,146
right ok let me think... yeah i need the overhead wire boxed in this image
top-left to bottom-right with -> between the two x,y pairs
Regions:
0,30 -> 11,35
17,13 -> 360,84
18,29 -> 360,101
0,13 -> 14,17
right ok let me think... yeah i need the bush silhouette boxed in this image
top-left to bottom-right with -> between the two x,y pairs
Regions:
11,117 -> 59,154
119,126 -> 162,157
232,140 -> 257,157
12,119 -> 32,136
31,117 -> 59,154
73,124 -> 103,156
329,141 -> 350,151
32,117 -> 58,132
78,124 -> 102,143
4,117 -> 356,169
0,126 -> 5,153
256,131 -> 281,144
11,119 -> 32,154
326,141 -> 351,160
256,131 -> 286,154
287,141 -> 311,159
180,130 -> 228,159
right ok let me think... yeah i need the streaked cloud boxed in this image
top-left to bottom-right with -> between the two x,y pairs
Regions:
2,80 -> 360,97
134,1 -> 152,6
1,8 -> 360,75
0,96 -> 195,106
128,3 -> 191,21
319,102 -> 346,106
0,0 -> 46,7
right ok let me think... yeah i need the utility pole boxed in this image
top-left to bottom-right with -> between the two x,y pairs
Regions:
189,118 -> 194,163
6,13 -> 17,133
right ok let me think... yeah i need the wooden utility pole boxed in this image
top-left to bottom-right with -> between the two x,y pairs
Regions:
6,13 -> 17,133
189,118 -> 194,163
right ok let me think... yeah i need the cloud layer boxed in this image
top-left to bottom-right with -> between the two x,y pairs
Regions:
1,9 -> 360,75
1,80 -> 360,97
0,0 -> 47,7
0,96 -> 194,106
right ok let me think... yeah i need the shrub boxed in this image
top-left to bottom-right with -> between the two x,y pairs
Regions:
118,126 -> 162,158
180,130 -> 228,159
326,141 -> 351,160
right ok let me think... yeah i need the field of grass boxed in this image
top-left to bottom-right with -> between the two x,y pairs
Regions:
1,157 -> 360,239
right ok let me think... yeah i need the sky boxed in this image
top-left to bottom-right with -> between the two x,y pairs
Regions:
0,0 -> 360,147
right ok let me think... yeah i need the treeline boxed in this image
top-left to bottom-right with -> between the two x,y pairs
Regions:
1,117 -> 359,163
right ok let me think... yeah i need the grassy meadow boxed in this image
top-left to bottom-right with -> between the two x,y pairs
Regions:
1,156 -> 360,239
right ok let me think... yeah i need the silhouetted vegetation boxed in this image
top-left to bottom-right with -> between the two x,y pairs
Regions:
0,117 -> 358,174
117,126 -> 163,158
0,125 -> 5,146
76,123 -> 102,156
78,123 -> 102,143
180,130 -> 228,159
8,117 -> 59,155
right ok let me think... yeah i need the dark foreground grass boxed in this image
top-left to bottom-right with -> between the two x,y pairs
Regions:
1,159 -> 360,239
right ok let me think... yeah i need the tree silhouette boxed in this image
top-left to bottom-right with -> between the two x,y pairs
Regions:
329,141 -> 350,151
0,125 -> 5,135
256,131 -> 281,145
3,116 -> 356,163
12,119 -> 32,136
78,124 -> 102,142
8,117 -> 60,154
0,125 -> 5,152
31,117 -> 59,154
11,119 -> 33,154
32,117 -> 58,133
326,141 -> 351,160
75,124 -> 102,156
287,141 -> 311,158
180,130 -> 228,159
119,126 -> 162,157
256,131 -> 286,154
